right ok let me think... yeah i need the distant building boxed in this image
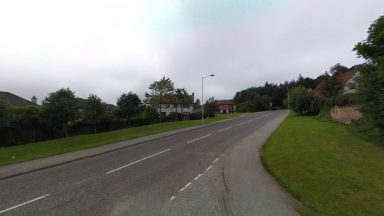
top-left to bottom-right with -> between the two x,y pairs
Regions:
216,100 -> 235,114
151,93 -> 195,118
0,91 -> 37,107
340,71 -> 359,94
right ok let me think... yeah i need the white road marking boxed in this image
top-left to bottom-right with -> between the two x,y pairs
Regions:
212,158 -> 219,164
193,173 -> 203,181
179,182 -> 192,192
236,122 -> 244,126
0,194 -> 50,214
206,165 -> 213,171
105,148 -> 171,174
218,126 -> 232,132
220,154 -> 225,158
186,134 -> 212,144
247,119 -> 253,122
169,196 -> 175,202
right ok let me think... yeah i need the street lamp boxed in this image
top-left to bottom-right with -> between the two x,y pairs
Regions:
202,74 -> 215,126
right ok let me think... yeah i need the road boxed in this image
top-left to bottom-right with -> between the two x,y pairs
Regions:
0,110 -> 297,216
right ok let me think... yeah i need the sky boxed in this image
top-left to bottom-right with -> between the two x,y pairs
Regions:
0,0 -> 383,105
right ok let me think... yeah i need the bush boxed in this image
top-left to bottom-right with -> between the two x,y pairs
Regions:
289,86 -> 321,115
236,101 -> 255,113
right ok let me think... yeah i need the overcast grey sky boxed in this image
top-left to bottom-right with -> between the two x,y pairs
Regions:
0,0 -> 383,104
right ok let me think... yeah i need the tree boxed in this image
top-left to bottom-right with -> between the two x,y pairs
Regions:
147,77 -> 174,122
330,63 -> 349,76
289,86 -> 320,115
41,88 -> 78,137
117,92 -> 142,127
204,97 -> 218,117
82,94 -> 107,133
0,101 -> 11,128
353,16 -> 384,64
193,99 -> 201,110
353,16 -> 384,131
174,88 -> 193,114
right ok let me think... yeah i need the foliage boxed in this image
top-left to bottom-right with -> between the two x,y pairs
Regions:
330,93 -> 358,106
82,94 -> 107,133
117,92 -> 142,127
10,106 -> 41,128
0,101 -> 11,127
353,16 -> 384,64
41,88 -> 78,137
204,97 -> 218,117
353,16 -> 384,132
289,86 -> 320,115
236,101 -> 255,113
146,77 -> 174,122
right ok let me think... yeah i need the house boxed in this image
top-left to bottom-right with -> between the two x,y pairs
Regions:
0,91 -> 37,106
216,100 -> 235,114
152,93 -> 195,118
340,71 -> 359,94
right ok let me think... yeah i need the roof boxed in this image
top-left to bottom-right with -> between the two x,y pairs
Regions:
0,91 -> 37,107
216,100 -> 234,105
337,71 -> 356,86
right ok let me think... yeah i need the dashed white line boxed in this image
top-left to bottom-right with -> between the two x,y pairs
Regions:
218,126 -> 232,132
220,154 -> 225,158
186,134 -> 212,144
169,196 -> 175,202
206,165 -> 213,171
0,194 -> 50,214
179,182 -> 192,192
105,148 -> 171,174
236,122 -> 245,126
212,158 -> 219,164
247,119 -> 253,122
193,173 -> 203,181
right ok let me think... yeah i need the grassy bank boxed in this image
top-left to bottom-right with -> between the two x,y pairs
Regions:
0,113 -> 239,166
263,114 -> 384,216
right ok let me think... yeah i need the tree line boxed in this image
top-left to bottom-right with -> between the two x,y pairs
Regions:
0,77 -> 207,146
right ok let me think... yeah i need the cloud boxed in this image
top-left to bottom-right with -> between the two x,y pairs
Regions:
0,0 -> 383,104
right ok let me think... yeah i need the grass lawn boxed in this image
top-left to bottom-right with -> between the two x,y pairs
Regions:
263,114 -> 384,216
0,113 -> 239,166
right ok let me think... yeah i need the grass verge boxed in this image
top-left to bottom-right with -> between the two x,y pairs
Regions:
263,114 -> 384,216
0,113 -> 239,166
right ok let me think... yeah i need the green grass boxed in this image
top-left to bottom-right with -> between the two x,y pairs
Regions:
263,114 -> 384,216
0,113 -> 239,166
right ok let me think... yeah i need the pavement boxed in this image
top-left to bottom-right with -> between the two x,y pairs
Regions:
0,110 -> 300,216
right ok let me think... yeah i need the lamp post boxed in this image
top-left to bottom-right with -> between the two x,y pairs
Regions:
202,74 -> 215,126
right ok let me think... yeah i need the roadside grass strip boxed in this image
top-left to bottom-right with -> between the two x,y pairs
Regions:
263,115 -> 384,215
0,114 -> 239,166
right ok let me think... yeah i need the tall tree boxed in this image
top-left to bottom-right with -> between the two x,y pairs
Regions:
204,97 -> 218,117
353,16 -> 384,131
147,77 -> 174,122
0,101 -> 11,128
41,88 -> 78,137
117,92 -> 142,127
82,94 -> 107,133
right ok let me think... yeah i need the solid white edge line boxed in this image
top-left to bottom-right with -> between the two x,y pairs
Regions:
206,165 -> 213,171
106,148 -> 171,174
0,194 -> 50,214
186,134 -> 212,144
218,126 -> 232,132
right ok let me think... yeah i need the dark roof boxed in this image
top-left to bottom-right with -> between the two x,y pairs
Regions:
0,91 -> 36,107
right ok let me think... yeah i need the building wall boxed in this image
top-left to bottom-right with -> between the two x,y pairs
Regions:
331,106 -> 362,124
157,104 -> 193,116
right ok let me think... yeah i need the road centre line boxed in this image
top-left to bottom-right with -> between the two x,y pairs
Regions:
218,126 -> 232,132
105,148 -> 171,174
169,196 -> 175,202
193,173 -> 203,181
179,182 -> 192,192
186,134 -> 212,144
236,122 -> 245,126
0,194 -> 50,214
212,158 -> 219,164
206,165 -> 213,171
